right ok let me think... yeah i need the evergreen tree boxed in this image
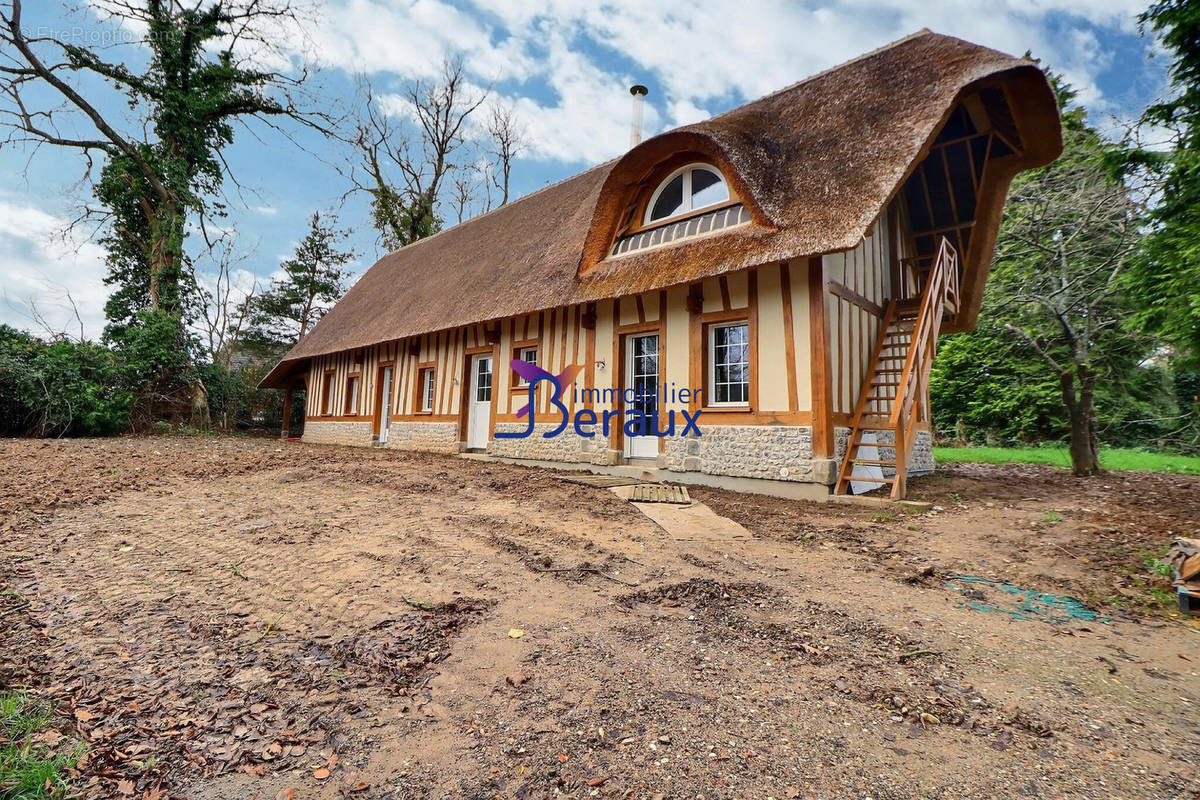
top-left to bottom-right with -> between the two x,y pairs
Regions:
1125,0 -> 1200,366
249,213 -> 355,350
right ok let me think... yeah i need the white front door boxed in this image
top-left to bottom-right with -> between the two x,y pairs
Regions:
624,334 -> 659,460
467,355 -> 493,450
377,365 -> 393,444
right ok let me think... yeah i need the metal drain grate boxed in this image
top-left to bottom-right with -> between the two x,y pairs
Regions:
631,484 -> 691,504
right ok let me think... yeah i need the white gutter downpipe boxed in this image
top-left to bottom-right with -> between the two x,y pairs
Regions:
629,84 -> 648,148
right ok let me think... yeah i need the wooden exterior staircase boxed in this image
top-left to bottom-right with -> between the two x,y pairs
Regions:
834,237 -> 961,499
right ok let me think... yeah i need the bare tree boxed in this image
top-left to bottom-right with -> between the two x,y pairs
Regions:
195,238 -> 257,371
450,167 -> 478,225
486,101 -> 524,206
350,57 -> 488,250
448,155 -> 498,223
991,119 -> 1144,475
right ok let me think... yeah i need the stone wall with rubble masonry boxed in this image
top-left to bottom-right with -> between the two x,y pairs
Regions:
841,428 -> 934,477
384,421 -> 460,454
302,419 -> 932,483
489,423 -> 620,465
661,425 -> 830,483
302,420 -> 374,446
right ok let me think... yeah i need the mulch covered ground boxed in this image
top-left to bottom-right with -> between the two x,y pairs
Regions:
2,436 -> 1197,799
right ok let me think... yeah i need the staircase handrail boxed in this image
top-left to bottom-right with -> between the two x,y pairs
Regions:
889,237 -> 957,433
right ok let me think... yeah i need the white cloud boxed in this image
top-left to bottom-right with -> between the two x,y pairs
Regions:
667,98 -> 712,128
0,199 -> 110,340
300,0 -> 1154,169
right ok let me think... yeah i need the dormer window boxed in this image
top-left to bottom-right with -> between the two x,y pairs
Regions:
608,160 -> 748,259
645,164 -> 730,224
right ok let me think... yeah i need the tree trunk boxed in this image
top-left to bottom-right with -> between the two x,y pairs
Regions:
191,379 -> 212,432
1059,366 -> 1100,476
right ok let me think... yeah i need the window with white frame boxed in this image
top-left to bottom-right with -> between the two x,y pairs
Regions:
709,322 -> 750,405
420,368 -> 435,412
645,164 -> 730,225
345,375 -> 360,415
515,346 -> 538,384
475,358 -> 493,402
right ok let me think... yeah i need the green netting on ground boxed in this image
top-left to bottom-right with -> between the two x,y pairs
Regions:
945,575 -> 1108,624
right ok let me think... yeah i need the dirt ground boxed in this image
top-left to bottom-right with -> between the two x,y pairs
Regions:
1,436 -> 1197,800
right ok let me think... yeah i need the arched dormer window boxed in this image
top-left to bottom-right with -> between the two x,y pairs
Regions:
645,163 -> 730,224
607,160 -> 749,259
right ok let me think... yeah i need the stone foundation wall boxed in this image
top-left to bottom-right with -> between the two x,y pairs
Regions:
489,423 -> 619,466
910,429 -> 934,476
385,421 -> 460,454
661,425 -> 821,483
298,418 -> 928,487
302,420 -> 374,446
846,427 -> 935,477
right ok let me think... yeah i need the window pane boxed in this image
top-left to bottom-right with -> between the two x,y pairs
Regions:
476,359 -> 492,402
649,175 -> 686,221
711,323 -> 749,405
517,348 -> 538,384
630,335 -> 658,414
691,168 -> 728,209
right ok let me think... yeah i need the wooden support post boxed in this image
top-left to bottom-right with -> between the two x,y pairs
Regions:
808,256 -> 835,459
280,390 -> 292,439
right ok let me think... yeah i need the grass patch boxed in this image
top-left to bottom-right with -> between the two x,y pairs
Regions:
933,446 -> 1200,476
1146,556 -> 1174,580
0,691 -> 82,799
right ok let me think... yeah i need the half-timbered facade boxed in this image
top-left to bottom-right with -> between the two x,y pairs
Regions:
262,30 -> 1062,498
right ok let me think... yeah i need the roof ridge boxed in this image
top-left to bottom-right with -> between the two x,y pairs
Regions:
702,28 -> 937,124
375,29 -> 941,261
374,158 -> 617,260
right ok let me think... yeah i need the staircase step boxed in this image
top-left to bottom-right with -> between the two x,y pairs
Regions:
843,475 -> 895,484
849,458 -> 897,466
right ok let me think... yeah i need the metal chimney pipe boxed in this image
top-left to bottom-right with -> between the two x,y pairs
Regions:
629,84 -> 648,148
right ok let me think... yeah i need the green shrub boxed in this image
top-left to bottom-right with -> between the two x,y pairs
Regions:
0,326 -> 132,437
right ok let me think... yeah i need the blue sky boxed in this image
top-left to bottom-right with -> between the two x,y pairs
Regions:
0,0 -> 1168,339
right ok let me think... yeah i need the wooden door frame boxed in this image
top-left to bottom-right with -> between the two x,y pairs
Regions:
614,324 -> 662,457
372,360 -> 395,437
461,347 -> 497,447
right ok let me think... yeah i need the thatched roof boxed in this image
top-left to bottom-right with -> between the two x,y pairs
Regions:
262,29 -> 1061,388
